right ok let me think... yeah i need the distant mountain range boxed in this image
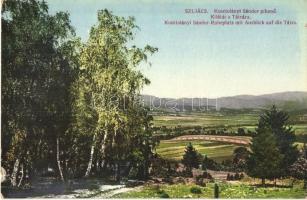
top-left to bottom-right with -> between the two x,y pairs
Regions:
141,91 -> 307,111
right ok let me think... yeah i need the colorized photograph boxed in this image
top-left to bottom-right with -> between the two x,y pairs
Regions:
1,0 -> 307,198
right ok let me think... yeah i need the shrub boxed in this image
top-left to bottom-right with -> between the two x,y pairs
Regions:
202,156 -> 221,171
159,191 -> 170,198
214,183 -> 219,198
181,168 -> 193,177
190,186 -> 202,194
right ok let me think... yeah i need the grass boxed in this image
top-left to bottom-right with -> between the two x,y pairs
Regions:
156,140 -> 243,162
115,183 -> 213,198
115,183 -> 307,198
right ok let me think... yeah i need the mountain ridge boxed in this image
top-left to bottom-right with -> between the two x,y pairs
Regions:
141,91 -> 307,110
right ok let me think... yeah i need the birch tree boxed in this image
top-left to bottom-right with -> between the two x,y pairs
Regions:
74,9 -> 157,177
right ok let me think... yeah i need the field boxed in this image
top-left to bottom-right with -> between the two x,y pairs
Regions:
153,113 -> 259,129
116,182 -> 307,198
157,139 -> 244,162
154,111 -> 307,164
153,112 -> 307,137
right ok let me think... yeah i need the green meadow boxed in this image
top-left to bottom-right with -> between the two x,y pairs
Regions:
156,140 -> 243,162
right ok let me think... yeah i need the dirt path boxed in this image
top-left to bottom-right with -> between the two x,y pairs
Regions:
3,178 -> 140,198
38,184 -> 142,198
207,169 -> 235,180
171,134 -> 251,145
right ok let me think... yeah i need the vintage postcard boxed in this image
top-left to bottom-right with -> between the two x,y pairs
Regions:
1,0 -> 307,198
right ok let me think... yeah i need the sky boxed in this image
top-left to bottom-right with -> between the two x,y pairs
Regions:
47,0 -> 307,98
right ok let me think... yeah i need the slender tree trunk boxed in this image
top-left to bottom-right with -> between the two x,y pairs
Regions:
56,137 -> 65,182
85,134 -> 96,177
11,158 -> 20,187
100,131 -> 108,169
17,164 -> 24,187
304,179 -> 307,189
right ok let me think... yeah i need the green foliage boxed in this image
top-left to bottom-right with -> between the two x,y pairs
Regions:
159,191 -> 170,198
182,143 -> 201,171
190,186 -> 202,194
2,0 -> 79,182
202,155 -> 220,171
247,128 -> 283,183
2,0 -> 158,184
257,105 -> 299,176
214,183 -> 219,198
247,106 -> 300,184
233,147 -> 249,171
71,9 -> 158,178
237,128 -> 246,135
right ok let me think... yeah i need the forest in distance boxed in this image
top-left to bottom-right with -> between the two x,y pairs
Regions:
1,0 -> 307,198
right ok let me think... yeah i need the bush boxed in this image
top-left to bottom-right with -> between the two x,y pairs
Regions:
181,168 -> 193,177
190,186 -> 202,194
159,191 -> 170,198
202,156 -> 221,171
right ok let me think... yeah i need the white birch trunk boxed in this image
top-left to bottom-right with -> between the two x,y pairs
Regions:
100,131 -> 108,169
57,137 -> 65,182
17,164 -> 24,187
11,158 -> 20,187
84,134 -> 96,177
101,131 -> 108,155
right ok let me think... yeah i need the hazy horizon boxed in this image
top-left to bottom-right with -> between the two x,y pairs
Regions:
141,90 -> 307,99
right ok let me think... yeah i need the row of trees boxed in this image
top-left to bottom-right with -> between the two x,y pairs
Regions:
154,125 -> 255,141
2,0 -> 158,187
